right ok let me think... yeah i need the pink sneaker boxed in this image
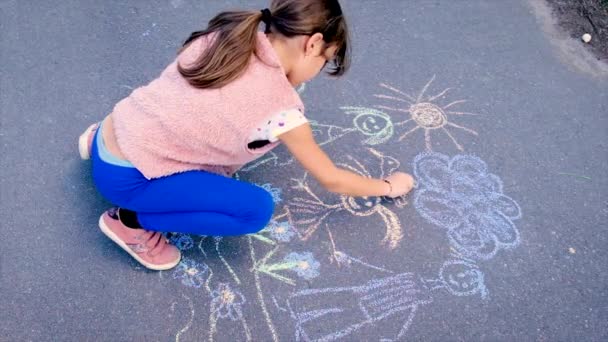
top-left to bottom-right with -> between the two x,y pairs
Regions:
78,122 -> 99,160
98,208 -> 181,270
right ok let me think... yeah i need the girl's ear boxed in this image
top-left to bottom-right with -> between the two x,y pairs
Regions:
305,32 -> 325,56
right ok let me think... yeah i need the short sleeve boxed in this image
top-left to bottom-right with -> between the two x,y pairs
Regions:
250,109 -> 308,144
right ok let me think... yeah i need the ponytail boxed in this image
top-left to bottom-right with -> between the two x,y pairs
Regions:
178,11 -> 264,89
179,1 -> 351,89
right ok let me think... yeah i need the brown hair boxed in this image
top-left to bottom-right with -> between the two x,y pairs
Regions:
178,0 -> 350,89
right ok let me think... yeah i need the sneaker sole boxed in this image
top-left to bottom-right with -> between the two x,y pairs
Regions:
78,124 -> 97,160
98,214 -> 181,271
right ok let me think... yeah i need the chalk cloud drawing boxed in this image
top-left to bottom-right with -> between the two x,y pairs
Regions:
286,259 -> 487,341
374,75 -> 480,151
289,148 -> 404,249
413,152 -> 522,260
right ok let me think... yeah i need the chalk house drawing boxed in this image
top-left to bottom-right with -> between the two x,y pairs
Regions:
413,152 -> 522,260
373,75 -> 480,151
289,148 -> 405,249
286,258 -> 487,342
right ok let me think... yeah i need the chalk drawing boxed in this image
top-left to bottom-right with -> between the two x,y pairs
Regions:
209,282 -> 247,320
255,220 -> 297,245
168,233 -> 194,251
260,183 -> 283,204
413,152 -> 522,260
252,246 -> 321,286
426,258 -> 489,299
327,226 -> 394,274
208,282 -> 252,342
213,236 -> 241,285
174,294 -> 194,342
290,148 -> 404,249
374,75 -> 480,151
172,258 -> 209,288
248,236 -> 280,342
286,259 -> 486,341
341,107 -> 394,145
251,206 -> 299,245
198,236 -> 209,258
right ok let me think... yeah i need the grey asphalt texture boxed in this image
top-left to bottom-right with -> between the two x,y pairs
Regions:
2,0 -> 607,341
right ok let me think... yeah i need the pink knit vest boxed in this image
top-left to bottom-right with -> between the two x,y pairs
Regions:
111,32 -> 304,179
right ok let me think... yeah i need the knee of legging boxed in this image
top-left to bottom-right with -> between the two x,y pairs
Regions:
241,188 -> 275,233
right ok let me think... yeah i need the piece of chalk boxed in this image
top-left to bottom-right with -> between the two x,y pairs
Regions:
582,33 -> 592,43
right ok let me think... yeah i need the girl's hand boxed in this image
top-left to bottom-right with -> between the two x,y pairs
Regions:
279,123 -> 412,197
384,172 -> 415,198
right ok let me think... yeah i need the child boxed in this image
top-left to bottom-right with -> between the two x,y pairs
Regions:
79,0 -> 414,271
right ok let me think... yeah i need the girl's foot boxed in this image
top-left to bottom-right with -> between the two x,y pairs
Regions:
98,207 -> 181,271
78,122 -> 100,160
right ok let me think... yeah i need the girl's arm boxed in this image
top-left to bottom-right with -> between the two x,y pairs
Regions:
279,123 -> 405,197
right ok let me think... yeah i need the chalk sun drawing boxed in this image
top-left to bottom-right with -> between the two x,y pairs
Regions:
374,75 -> 480,151
413,152 -> 522,260
290,148 -> 404,249
286,259 -> 487,341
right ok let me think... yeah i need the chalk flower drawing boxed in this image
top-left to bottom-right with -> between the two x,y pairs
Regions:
290,148 -> 404,249
413,152 -> 522,260
251,206 -> 298,245
168,233 -> 194,251
210,283 -> 246,321
172,258 -> 209,288
260,183 -> 283,204
265,220 -> 297,243
374,75 -> 479,151
286,259 -> 486,341
253,248 -> 321,285
282,252 -> 321,280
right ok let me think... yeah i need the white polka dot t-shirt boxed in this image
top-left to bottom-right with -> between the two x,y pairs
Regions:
248,109 -> 308,149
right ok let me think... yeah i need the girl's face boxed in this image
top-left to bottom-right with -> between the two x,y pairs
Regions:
287,33 -> 338,87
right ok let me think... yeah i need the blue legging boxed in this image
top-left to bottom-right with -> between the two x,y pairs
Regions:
90,127 -> 274,236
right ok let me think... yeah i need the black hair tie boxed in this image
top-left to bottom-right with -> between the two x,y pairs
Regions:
260,8 -> 272,33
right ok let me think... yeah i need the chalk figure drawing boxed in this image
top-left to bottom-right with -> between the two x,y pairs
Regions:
413,152 -> 522,260
373,75 -> 480,151
289,148 -> 406,249
286,259 -> 487,342
163,78 -> 520,341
